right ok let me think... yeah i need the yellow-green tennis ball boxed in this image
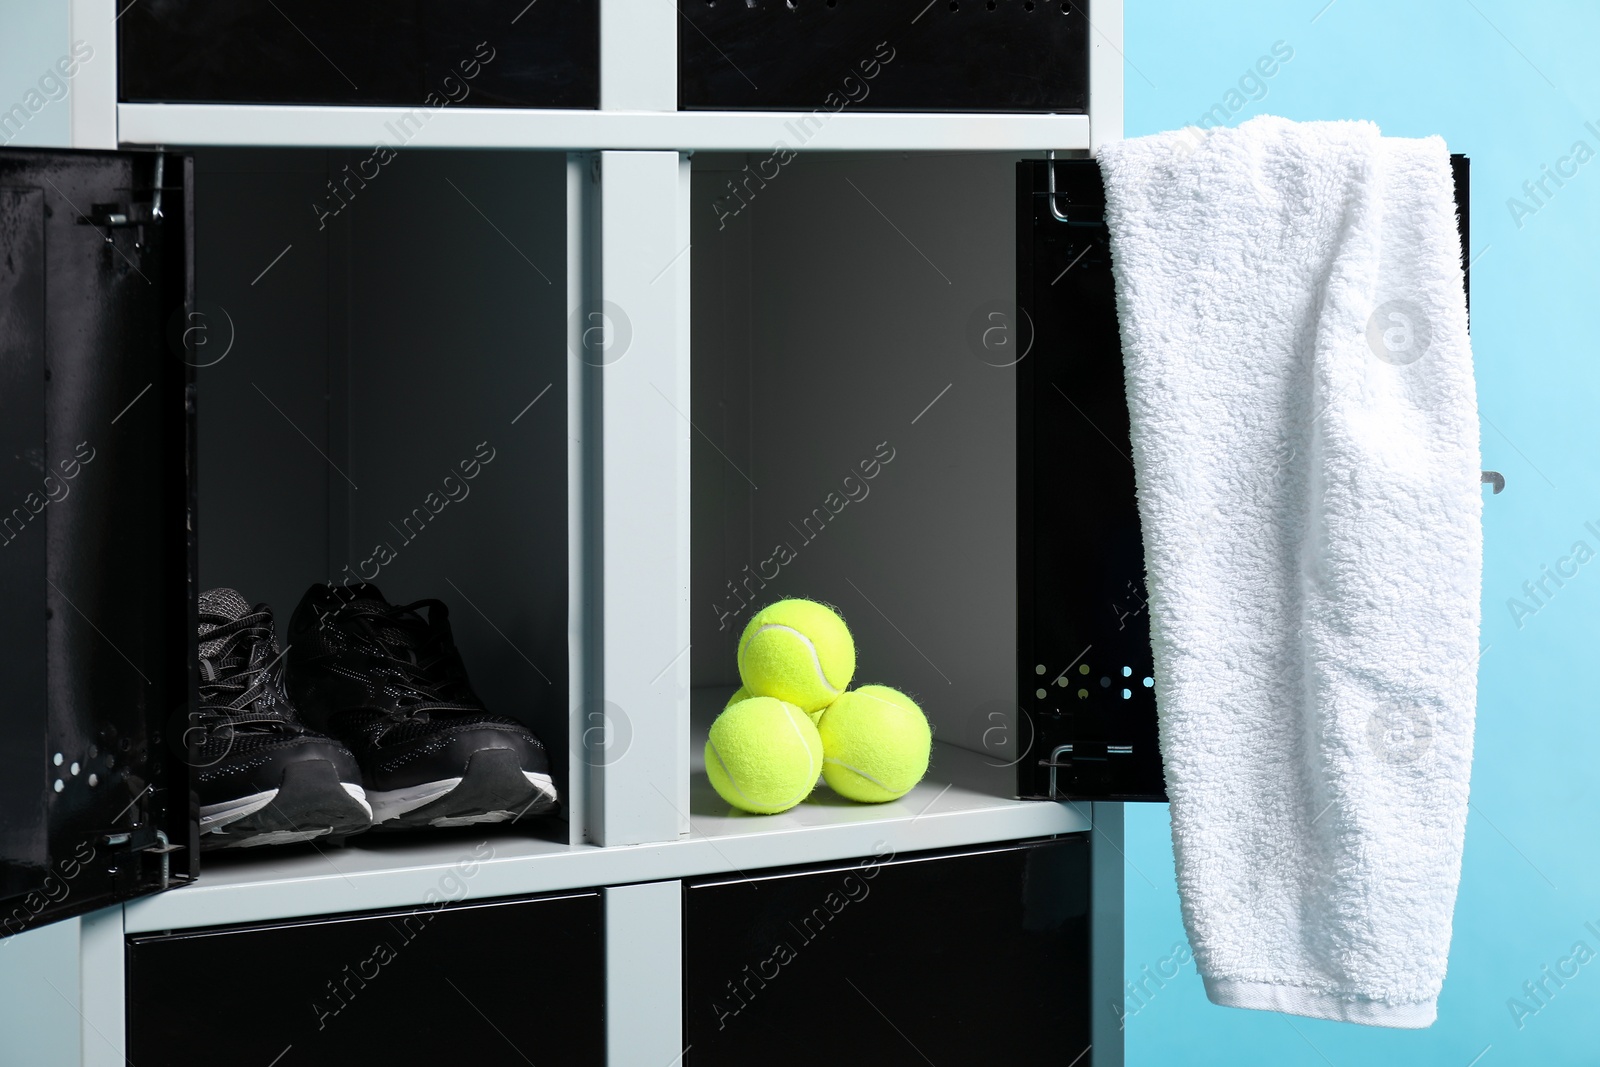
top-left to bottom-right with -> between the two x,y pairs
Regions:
705,697 -> 823,815
818,685 -> 931,803
737,599 -> 855,714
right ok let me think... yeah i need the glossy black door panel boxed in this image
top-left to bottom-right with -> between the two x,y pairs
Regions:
120,1 -> 599,109
126,889 -> 605,1066
1018,158 -> 1164,802
679,0 -> 1089,112
0,149 -> 196,936
683,838 -> 1090,1066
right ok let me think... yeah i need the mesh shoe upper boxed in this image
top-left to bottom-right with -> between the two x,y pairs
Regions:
285,583 -> 550,791
193,588 -> 361,793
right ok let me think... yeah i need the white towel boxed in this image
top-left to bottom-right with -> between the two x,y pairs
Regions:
1098,115 -> 1482,1028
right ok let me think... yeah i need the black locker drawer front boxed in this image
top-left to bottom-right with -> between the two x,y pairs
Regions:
127,890 -> 604,1067
678,0 -> 1089,113
684,837 -> 1090,1066
119,1 -> 599,109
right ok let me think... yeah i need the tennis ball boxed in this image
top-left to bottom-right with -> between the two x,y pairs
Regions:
705,696 -> 823,815
737,599 -> 855,714
818,685 -> 931,803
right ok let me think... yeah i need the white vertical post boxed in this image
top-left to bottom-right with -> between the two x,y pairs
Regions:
68,0 -> 117,148
567,152 -> 596,847
601,0 -> 679,111
78,906 -> 126,1067
1087,0 -> 1125,151
582,150 -> 693,847
605,881 -> 684,1066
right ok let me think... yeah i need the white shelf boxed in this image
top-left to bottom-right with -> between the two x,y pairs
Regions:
116,104 -> 1092,153
123,694 -> 1086,933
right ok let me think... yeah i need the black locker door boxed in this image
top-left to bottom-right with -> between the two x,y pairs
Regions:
1016,154 -> 1471,802
126,891 -> 606,1067
683,838 -> 1091,1067
0,148 -> 196,936
1017,157 -> 1165,802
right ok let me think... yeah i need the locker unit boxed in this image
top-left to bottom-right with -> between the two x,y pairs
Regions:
0,5 -> 1134,1065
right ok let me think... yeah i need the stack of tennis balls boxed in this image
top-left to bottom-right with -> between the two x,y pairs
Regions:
704,598 -> 932,815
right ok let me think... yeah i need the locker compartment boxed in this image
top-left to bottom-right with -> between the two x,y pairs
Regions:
187,146 -> 573,865
127,888 -> 604,1066
690,150 -> 1054,811
691,150 -> 1021,779
683,837 -> 1090,1065
119,2 -> 599,109
678,0 -> 1090,113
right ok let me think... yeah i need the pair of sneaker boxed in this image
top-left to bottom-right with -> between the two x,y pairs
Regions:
194,583 -> 558,849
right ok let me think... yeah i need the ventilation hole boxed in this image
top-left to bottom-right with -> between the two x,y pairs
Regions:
1078,664 -> 1090,675
827,0 -> 836,6
1122,689 -> 1132,699
88,744 -> 98,758
1024,1 -> 1034,9
70,762 -> 79,776
1143,676 -> 1154,688
1100,676 -> 1111,688
1122,666 -> 1132,677
1077,688 -> 1089,699
53,780 -> 64,793
949,1 -> 959,9
52,753 -> 63,766
1035,688 -> 1047,699
87,774 -> 98,787
1059,1 -> 1070,10
1035,664 -> 1046,675
1056,677 -> 1068,687
986,0 -> 995,8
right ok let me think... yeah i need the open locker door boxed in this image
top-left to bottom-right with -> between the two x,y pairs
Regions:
0,148 -> 196,936
1017,157 -> 1165,803
1017,153 -> 1471,803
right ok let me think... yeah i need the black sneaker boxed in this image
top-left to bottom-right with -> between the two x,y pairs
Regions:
194,588 -> 372,849
285,583 -> 559,829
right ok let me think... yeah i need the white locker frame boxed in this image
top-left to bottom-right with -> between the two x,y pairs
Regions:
0,1 -> 1130,1063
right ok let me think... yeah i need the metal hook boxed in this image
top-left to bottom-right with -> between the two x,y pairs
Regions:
1046,149 -> 1069,223
151,151 -> 165,221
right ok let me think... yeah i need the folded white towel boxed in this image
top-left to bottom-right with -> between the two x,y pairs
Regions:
1098,115 -> 1482,1028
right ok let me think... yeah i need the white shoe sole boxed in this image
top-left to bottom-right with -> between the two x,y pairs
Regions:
199,782 -> 370,846
367,771 -> 558,827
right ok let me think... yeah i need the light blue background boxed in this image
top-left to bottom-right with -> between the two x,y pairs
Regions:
1123,2 -> 1600,1065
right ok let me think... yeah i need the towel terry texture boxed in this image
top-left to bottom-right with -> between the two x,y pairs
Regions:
1098,115 -> 1482,1028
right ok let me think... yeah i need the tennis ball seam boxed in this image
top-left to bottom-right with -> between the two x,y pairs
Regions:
708,705 -> 820,811
707,741 -> 761,809
822,756 -> 900,793
739,623 -> 839,694
779,707 -> 821,806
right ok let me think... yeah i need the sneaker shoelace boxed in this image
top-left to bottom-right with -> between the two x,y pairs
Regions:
332,599 -> 480,724
197,610 -> 302,737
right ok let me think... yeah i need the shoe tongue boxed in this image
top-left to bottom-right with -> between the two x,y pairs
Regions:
348,598 -> 427,655
198,587 -> 255,659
